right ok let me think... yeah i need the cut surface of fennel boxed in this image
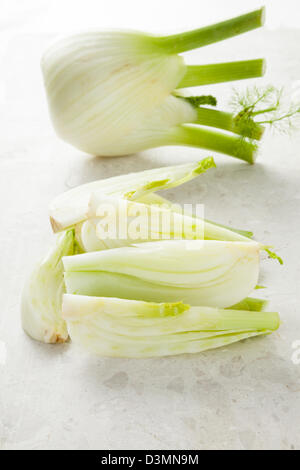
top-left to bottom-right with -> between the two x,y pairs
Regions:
21,230 -> 75,343
63,240 -> 261,308
49,158 -> 215,232
77,194 -> 251,252
49,157 -> 253,248
49,158 -> 282,263
62,294 -> 279,358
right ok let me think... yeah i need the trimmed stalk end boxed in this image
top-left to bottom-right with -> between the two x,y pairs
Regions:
261,57 -> 267,76
260,6 -> 266,27
50,216 -> 62,233
250,145 -> 260,164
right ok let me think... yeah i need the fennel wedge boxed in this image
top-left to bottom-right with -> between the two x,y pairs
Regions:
63,240 -> 261,308
21,230 -> 75,343
62,295 -> 280,358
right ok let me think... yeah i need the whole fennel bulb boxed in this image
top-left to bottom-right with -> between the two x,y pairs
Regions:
21,160 -> 281,344
41,8 -> 266,162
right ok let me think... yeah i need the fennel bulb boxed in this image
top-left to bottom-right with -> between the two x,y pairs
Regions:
21,160 -> 281,347
41,8 -> 266,162
49,158 -> 215,232
21,159 -> 281,350
49,157 -> 254,247
49,158 -> 283,262
63,240 -> 261,308
62,294 -> 280,358
77,194 -> 250,252
21,230 -> 75,343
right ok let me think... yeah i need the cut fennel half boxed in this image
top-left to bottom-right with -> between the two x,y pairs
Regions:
138,192 -> 254,239
63,170 -> 281,263
49,157 -> 255,249
49,158 -> 215,232
76,194 -> 251,252
21,229 -> 75,343
63,240 -> 261,308
62,294 -> 280,358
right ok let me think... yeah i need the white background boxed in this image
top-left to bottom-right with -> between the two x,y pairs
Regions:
1,0 -> 300,450
2,0 -> 300,32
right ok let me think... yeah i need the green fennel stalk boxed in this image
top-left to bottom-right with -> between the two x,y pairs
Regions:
156,8 -> 265,54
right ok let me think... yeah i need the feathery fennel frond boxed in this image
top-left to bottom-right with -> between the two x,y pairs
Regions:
265,248 -> 283,265
231,85 -> 300,135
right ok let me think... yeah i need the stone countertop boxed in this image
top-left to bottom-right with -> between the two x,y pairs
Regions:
0,8 -> 300,450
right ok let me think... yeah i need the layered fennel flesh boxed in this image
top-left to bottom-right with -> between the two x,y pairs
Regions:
62,295 -> 280,358
22,160 -> 280,354
41,8 -> 266,162
63,240 -> 261,308
21,230 -> 75,343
